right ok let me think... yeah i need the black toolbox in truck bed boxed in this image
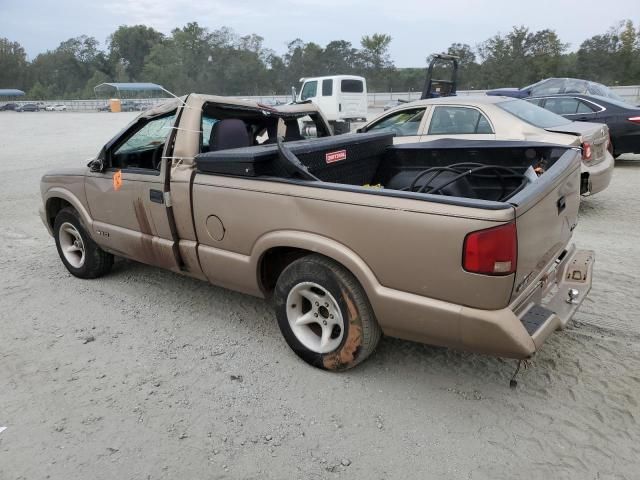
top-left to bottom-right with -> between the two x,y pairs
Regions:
195,131 -> 394,185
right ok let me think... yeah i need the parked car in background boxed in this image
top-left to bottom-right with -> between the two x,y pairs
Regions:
45,104 -> 67,111
526,94 -> 640,157
16,103 -> 40,112
358,96 -> 614,195
118,100 -> 146,112
120,100 -> 139,112
0,102 -> 19,111
486,78 -> 629,104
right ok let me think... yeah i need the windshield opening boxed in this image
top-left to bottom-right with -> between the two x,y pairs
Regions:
300,81 -> 318,100
497,99 -> 571,128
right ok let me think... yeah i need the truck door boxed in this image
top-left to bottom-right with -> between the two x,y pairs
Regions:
318,78 -> 335,120
85,112 -> 180,270
299,80 -> 318,103
338,78 -> 367,121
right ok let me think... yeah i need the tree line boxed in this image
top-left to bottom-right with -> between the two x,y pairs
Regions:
1,20 -> 639,100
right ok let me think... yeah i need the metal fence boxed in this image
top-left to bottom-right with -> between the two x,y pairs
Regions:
4,85 -> 639,111
225,85 -> 640,107
363,86 -> 640,106
2,98 -> 170,112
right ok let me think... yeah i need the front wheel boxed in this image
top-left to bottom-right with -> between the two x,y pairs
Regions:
274,254 -> 381,370
53,207 -> 113,279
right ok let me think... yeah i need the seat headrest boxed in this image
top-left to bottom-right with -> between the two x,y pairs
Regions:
209,119 -> 251,151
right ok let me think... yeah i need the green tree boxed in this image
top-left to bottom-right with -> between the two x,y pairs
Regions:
27,35 -> 108,98
27,81 -> 50,99
0,38 -> 28,89
477,26 -> 567,88
446,43 -> 480,89
577,29 -> 621,85
2,20 -> 639,100
360,33 -> 393,70
82,70 -> 111,98
142,42 -> 185,94
323,41 -> 358,73
109,25 -> 164,81
619,20 -> 639,83
359,33 -> 394,91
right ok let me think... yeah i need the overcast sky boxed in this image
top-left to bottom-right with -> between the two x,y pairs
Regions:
0,0 -> 637,67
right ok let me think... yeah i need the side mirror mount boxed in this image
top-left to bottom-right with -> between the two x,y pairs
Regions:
88,157 -> 105,173
88,147 -> 108,172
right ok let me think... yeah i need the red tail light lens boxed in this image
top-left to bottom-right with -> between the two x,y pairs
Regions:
628,116 -> 640,125
582,141 -> 592,161
463,222 -> 517,275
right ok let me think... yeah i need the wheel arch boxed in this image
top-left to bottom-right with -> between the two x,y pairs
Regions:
253,231 -> 380,300
44,187 -> 93,234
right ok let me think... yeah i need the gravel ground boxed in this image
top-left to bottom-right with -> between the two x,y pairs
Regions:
1,112 -> 639,480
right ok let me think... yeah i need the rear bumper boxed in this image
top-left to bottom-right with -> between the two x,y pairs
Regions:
374,245 -> 593,359
514,245 -> 594,351
582,151 -> 614,195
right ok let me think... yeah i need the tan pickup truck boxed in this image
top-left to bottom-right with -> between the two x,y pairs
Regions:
40,94 -> 594,370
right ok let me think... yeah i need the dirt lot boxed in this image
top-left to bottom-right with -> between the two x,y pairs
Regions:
1,111 -> 639,480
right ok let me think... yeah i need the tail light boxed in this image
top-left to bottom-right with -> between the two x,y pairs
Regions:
463,222 -> 517,276
581,141 -> 592,161
628,116 -> 640,125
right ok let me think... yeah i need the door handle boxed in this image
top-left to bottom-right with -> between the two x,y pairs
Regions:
149,189 -> 164,204
557,196 -> 566,214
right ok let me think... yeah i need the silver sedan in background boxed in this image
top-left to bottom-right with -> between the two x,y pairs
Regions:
359,96 -> 614,195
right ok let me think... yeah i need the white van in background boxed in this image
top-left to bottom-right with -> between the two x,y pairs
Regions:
297,75 -> 368,133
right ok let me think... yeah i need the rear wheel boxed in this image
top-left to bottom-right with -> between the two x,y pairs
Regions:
54,207 -> 113,279
274,254 -> 381,370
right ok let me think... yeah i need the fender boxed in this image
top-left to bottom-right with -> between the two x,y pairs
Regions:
249,230 -> 466,341
43,187 -> 94,238
251,230 -> 382,300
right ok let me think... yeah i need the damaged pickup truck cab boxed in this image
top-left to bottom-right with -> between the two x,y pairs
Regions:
40,93 -> 594,370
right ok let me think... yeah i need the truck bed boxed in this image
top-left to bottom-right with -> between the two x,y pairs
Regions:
194,132 -> 578,207
192,132 -> 582,310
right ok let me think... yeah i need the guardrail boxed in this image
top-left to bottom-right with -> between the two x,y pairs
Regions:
3,85 -> 639,111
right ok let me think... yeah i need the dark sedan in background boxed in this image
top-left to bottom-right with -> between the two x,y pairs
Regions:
16,103 -> 41,112
0,102 -> 19,111
486,78 -> 629,103
525,94 -> 640,157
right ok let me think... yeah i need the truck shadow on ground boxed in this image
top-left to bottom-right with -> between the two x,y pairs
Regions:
105,258 -> 580,393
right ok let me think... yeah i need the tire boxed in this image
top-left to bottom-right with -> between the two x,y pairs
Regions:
274,254 -> 382,370
53,207 -> 113,279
